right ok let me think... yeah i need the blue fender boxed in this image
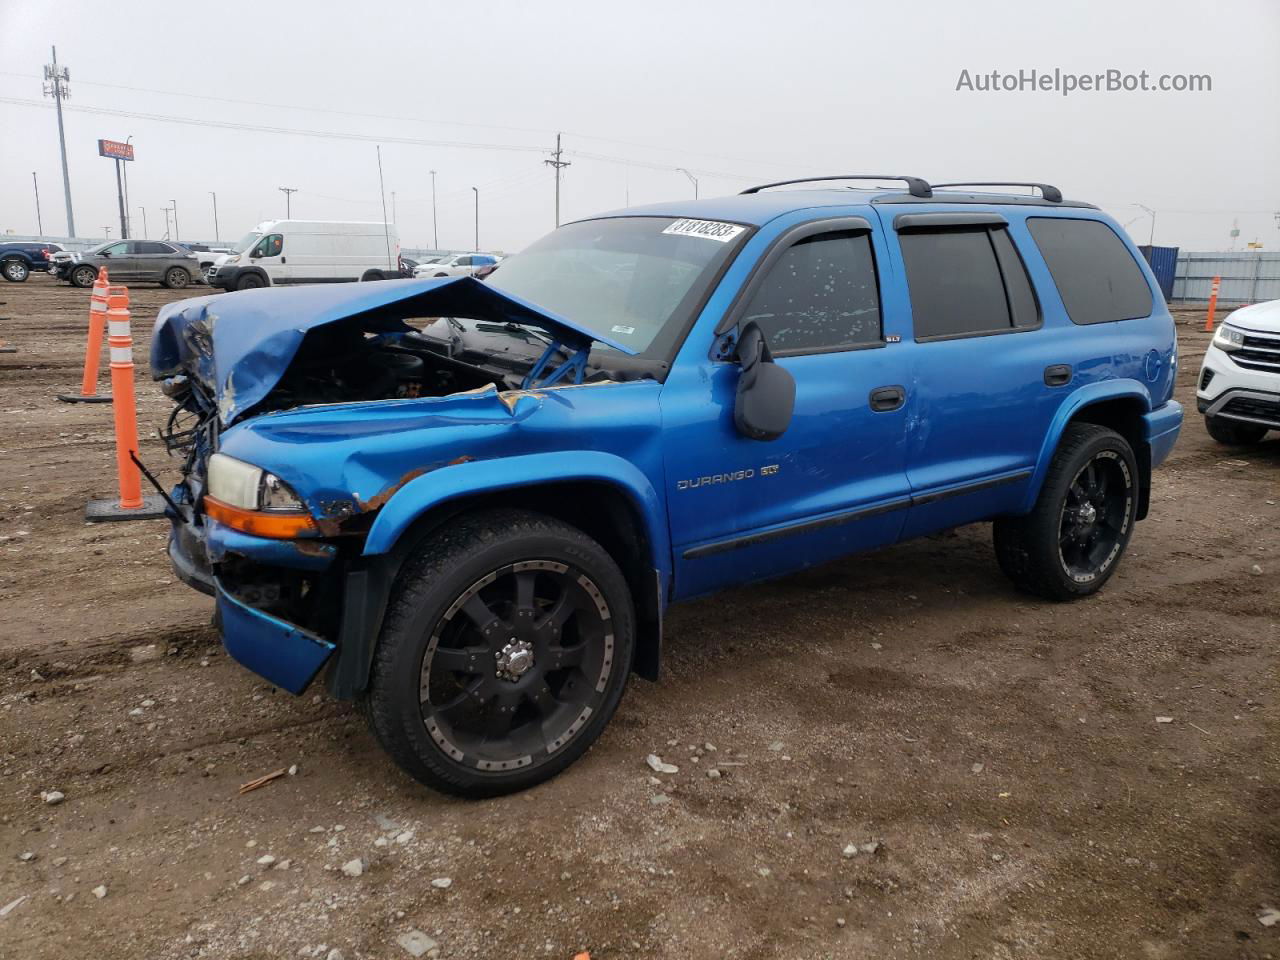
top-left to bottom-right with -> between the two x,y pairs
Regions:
1020,379 -> 1152,513
361,449 -> 672,586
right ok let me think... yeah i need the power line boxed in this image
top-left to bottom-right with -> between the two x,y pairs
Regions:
0,68 -> 796,175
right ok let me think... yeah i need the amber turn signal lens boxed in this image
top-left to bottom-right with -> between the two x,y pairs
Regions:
203,496 -> 316,539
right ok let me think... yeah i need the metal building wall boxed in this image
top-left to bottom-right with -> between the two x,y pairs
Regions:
1172,252 -> 1280,304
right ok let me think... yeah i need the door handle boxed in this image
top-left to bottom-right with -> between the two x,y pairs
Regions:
869,385 -> 906,412
280,256 -> 287,264
1043,364 -> 1072,387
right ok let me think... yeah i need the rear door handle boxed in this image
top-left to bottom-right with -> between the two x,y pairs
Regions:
1044,364 -> 1072,387
869,385 -> 906,412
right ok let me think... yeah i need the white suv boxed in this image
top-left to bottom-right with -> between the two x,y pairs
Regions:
413,253 -> 499,278
1197,298 -> 1280,445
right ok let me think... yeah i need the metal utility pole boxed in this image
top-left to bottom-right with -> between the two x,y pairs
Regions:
1135,203 -> 1156,246
162,205 -> 173,240
429,170 -> 438,249
677,167 -> 699,199
209,192 -> 220,242
376,147 -> 393,271
103,226 -> 111,239
471,187 -> 479,251
544,132 -> 571,227
113,160 -> 129,239
122,136 -> 133,237
278,187 -> 298,218
170,199 -> 180,240
43,46 -> 75,237
139,206 -> 148,239
32,173 -> 43,236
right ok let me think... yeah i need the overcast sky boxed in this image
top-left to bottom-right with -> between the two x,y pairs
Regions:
2,0 -> 1277,253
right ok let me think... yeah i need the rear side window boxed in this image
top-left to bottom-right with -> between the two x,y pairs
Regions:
739,231 -> 881,354
1027,218 -> 1153,324
899,226 -> 1039,340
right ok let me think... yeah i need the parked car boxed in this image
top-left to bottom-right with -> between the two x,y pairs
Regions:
207,220 -> 401,291
0,241 -> 63,282
151,175 -> 1182,798
177,243 -> 233,277
412,252 -> 500,278
1197,297 -> 1280,444
54,240 -> 200,289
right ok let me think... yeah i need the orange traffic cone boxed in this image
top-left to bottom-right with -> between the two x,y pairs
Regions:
57,266 -> 113,402
1203,275 -> 1222,333
85,284 -> 166,523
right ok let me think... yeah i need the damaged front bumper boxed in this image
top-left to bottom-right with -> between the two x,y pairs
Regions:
168,505 -> 348,696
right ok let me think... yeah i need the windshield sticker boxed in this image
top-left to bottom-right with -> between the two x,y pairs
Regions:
662,218 -> 746,243
611,324 -> 636,335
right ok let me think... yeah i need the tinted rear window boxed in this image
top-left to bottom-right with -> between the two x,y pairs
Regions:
900,228 -> 1014,339
1027,218 -> 1153,324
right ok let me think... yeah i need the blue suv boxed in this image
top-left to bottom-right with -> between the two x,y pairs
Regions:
151,175 -> 1182,796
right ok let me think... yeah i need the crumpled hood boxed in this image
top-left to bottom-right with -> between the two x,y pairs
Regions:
150,275 -> 634,425
1223,298 -> 1280,335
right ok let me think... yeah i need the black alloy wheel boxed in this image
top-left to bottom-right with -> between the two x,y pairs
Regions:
1057,450 -> 1132,585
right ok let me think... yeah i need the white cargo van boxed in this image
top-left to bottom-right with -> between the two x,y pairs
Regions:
207,220 -> 401,291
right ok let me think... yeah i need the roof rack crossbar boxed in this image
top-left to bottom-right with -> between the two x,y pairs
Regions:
740,175 -> 933,199
932,181 -> 1063,204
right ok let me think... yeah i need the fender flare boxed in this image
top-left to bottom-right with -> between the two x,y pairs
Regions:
362,449 -> 671,579
1020,379 -> 1152,513
323,452 -> 671,699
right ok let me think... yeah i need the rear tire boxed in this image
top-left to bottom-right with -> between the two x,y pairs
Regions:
994,423 -> 1138,600
361,509 -> 635,797
360,270 -> 386,282
163,267 -> 191,289
2,259 -> 29,283
1204,415 -> 1267,446
71,265 -> 98,288
235,273 -> 265,291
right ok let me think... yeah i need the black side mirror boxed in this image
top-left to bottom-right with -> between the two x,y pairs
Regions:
733,321 -> 795,441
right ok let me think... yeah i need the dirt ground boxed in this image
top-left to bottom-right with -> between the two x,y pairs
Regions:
0,273 -> 1277,960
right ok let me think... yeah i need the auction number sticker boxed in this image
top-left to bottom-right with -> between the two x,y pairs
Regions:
662,218 -> 746,243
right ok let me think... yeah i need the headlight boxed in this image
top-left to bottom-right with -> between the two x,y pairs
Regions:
226,254 -> 241,264
205,453 -> 314,538
1213,323 -> 1244,352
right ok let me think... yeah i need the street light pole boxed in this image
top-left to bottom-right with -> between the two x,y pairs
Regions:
209,192 -> 220,242
1135,204 -> 1156,247
677,167 -> 699,199
139,206 -> 148,239
471,186 -> 478,251
171,199 -> 180,240
430,171 -> 438,249
32,172 -> 43,236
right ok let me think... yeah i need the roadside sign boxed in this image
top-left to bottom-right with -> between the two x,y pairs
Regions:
97,139 -> 135,161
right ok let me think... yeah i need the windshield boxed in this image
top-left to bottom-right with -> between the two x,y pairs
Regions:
489,216 -> 748,356
231,231 -> 262,254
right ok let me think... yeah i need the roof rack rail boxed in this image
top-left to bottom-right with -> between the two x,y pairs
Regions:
932,181 -> 1063,203
740,175 -> 933,199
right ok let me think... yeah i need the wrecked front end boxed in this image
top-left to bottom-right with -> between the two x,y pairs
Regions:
149,277 -> 651,697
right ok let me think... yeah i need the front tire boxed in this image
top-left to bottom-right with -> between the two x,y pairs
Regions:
362,509 -> 635,797
1205,415 -> 1267,446
2,259 -> 29,283
163,267 -> 191,289
235,273 -> 265,291
994,423 -> 1138,600
71,265 -> 98,288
